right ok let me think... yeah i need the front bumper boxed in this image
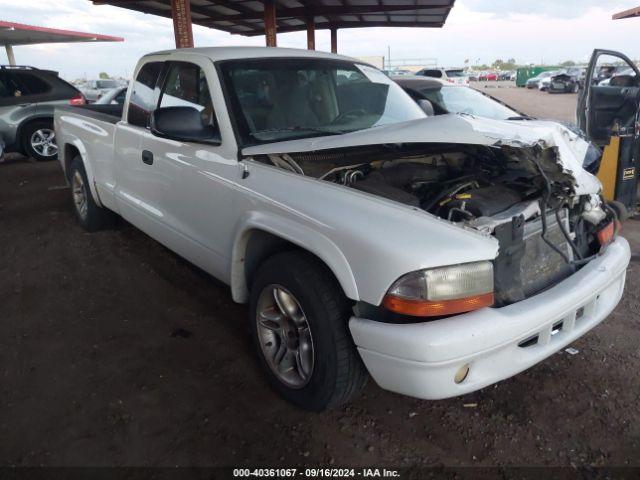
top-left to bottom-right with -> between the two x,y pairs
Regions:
349,237 -> 630,400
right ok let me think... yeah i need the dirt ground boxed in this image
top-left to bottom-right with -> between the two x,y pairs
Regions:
1,87 -> 639,470
472,81 -> 579,124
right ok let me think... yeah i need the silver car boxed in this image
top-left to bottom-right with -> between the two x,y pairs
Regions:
82,79 -> 121,103
0,65 -> 85,161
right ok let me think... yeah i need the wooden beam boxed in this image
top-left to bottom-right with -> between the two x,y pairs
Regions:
264,0 -> 277,46
170,0 -> 194,48
306,16 -> 315,50
330,27 -> 337,54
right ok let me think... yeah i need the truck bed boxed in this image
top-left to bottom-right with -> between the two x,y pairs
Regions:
55,103 -> 123,124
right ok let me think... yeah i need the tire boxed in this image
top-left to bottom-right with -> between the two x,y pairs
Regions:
249,251 -> 368,411
69,156 -> 115,232
22,119 -> 58,161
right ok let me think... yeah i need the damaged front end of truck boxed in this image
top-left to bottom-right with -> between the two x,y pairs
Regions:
243,114 -> 619,307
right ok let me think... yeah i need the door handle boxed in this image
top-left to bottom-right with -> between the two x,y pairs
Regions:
18,103 -> 32,108
142,150 -> 154,165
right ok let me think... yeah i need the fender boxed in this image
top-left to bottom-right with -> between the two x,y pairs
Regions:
230,210 -> 359,304
63,136 -> 104,208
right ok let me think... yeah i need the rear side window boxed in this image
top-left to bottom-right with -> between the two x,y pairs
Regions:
421,69 -> 443,78
14,73 -> 51,95
128,61 -> 163,127
0,75 -> 15,98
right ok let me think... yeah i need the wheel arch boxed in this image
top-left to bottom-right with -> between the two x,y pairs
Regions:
62,140 -> 103,207
16,115 -> 55,153
230,214 -> 359,304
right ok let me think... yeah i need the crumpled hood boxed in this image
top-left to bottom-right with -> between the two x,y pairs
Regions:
242,114 -> 601,195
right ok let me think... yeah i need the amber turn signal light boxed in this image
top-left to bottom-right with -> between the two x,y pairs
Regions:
382,292 -> 494,317
597,221 -> 621,247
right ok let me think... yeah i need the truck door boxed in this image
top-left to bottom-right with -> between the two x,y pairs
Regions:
577,49 -> 640,209
136,58 -> 240,280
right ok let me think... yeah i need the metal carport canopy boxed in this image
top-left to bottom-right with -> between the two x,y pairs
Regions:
0,20 -> 124,65
91,0 -> 455,51
613,6 -> 640,19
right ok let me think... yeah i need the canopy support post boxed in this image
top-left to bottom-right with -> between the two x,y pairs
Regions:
5,45 -> 15,65
170,0 -> 194,48
264,0 -> 277,47
306,16 -> 315,50
330,27 -> 337,53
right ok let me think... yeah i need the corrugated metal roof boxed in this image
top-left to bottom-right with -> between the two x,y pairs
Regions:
91,0 -> 455,35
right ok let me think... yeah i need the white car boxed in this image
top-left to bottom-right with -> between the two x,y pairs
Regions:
416,67 -> 469,85
55,47 -> 629,411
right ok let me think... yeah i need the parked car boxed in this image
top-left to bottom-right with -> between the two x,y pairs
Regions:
55,47 -> 629,411
467,71 -> 479,82
383,69 -> 412,76
498,71 -> 515,81
415,68 -> 468,85
485,72 -> 498,81
393,76 -> 525,121
0,65 -> 85,161
394,76 -> 608,172
526,70 -> 554,89
548,70 -> 581,94
82,78 -> 121,103
538,71 -> 562,91
95,86 -> 128,105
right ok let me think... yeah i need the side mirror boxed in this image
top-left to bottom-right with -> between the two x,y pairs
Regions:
150,106 -> 221,145
417,99 -> 435,117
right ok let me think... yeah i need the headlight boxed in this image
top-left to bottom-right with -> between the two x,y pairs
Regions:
382,261 -> 494,317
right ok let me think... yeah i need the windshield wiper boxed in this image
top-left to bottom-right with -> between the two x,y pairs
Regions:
507,116 -> 530,121
249,126 -> 345,137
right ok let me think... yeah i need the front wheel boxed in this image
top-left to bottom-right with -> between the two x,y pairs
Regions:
249,251 -> 368,411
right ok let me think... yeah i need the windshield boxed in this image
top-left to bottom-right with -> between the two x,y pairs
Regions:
97,80 -> 118,89
445,70 -> 465,78
419,85 -> 518,121
219,58 -> 426,146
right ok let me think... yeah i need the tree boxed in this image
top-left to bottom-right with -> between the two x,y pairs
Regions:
99,72 -> 110,79
560,60 -> 577,67
492,59 -> 518,71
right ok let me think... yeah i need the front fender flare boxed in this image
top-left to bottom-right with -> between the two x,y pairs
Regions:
230,211 -> 359,304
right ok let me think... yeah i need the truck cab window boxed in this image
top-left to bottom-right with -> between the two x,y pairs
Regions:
159,62 -> 215,128
128,61 -> 163,128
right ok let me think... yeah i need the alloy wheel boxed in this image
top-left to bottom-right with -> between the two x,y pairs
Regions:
72,170 -> 88,220
30,128 -> 58,157
256,285 -> 314,388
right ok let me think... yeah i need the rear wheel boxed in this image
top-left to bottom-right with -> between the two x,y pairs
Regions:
22,120 -> 58,161
249,251 -> 368,411
69,156 -> 115,231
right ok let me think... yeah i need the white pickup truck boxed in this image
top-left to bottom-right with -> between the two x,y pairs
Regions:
55,47 -> 630,411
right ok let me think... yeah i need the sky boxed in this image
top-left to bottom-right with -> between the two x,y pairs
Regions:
1,0 -> 639,80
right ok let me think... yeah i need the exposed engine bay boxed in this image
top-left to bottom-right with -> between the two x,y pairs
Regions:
257,142 -> 615,306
